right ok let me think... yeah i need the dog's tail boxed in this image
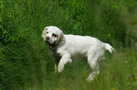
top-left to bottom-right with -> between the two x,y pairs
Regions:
104,43 -> 115,53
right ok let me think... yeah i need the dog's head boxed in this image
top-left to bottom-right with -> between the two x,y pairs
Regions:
42,26 -> 64,46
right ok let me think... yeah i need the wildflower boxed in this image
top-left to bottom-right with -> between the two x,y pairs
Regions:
108,34 -> 111,36
135,77 -> 137,80
127,75 -> 130,78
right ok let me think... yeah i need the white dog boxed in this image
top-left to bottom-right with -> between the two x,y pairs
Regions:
42,26 -> 115,81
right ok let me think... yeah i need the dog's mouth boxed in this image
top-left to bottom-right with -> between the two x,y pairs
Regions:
45,40 -> 56,48
45,39 -> 55,45
45,40 -> 51,44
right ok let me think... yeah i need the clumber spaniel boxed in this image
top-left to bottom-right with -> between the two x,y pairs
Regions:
42,26 -> 115,81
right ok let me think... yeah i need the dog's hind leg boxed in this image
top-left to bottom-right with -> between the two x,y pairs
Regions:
86,52 -> 100,81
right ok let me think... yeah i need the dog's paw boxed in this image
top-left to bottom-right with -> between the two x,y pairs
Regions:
58,64 -> 64,73
86,74 -> 95,82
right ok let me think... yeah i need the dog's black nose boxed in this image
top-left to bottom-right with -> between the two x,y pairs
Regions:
46,36 -> 50,40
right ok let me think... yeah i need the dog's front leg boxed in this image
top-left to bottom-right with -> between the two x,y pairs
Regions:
58,53 -> 72,73
54,58 -> 60,73
54,62 -> 58,73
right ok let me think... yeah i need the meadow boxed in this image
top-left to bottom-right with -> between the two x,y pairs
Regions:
0,0 -> 137,90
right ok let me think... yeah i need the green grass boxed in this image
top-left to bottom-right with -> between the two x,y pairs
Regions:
0,0 -> 137,90
20,48 -> 137,90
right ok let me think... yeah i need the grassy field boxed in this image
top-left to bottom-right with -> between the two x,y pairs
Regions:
0,0 -> 137,90
21,48 -> 137,90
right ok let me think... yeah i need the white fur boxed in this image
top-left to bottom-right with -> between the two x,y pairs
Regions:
42,26 -> 115,81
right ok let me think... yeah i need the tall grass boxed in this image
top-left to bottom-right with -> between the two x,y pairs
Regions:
0,0 -> 137,90
21,49 -> 137,90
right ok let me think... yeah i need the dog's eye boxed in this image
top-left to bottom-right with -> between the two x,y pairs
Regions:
52,33 -> 57,37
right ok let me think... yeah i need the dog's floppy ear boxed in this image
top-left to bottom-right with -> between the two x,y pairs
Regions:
55,29 -> 64,45
58,30 -> 64,40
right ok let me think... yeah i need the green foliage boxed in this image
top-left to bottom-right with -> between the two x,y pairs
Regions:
0,0 -> 127,45
0,0 -> 137,89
